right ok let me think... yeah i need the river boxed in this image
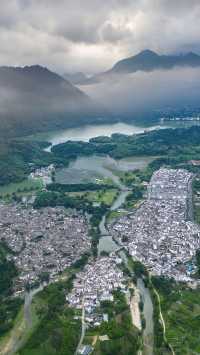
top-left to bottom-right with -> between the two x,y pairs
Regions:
137,279 -> 154,355
95,161 -> 154,354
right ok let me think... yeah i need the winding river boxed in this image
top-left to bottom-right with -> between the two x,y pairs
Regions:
20,122 -> 157,354
94,159 -> 154,354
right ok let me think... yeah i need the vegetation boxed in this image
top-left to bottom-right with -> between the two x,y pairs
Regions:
18,278 -> 80,355
0,243 -> 23,338
2,125 -> 200,191
193,177 -> 200,224
88,290 -> 141,355
0,139 -> 67,186
47,182 -> 114,193
151,276 -> 200,355
0,179 -> 43,199
123,185 -> 144,209
85,189 -> 118,207
33,190 -> 109,225
196,249 -> 200,276
72,252 -> 90,270
52,126 -> 200,164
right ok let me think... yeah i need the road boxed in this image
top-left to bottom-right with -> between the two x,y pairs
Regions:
187,176 -> 194,222
75,299 -> 86,355
152,284 -> 175,355
0,285 -> 45,355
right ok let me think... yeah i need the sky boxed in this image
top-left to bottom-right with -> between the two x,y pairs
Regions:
0,0 -> 200,74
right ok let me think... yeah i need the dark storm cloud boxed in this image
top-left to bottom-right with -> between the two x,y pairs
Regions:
0,0 -> 200,73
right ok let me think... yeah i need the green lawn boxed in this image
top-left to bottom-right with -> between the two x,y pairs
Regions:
0,179 -> 43,197
85,189 -> 119,207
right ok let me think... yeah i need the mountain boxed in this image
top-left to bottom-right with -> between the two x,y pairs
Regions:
82,50 -> 200,84
0,65 -> 106,138
63,72 -> 89,85
109,49 -> 200,73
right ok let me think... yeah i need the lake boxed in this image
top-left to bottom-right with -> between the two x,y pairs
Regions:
29,120 -> 200,150
38,122 -> 166,148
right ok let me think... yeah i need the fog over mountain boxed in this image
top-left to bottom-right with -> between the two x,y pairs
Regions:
0,65 -> 107,138
1,1 -> 200,136
82,66 -> 200,119
78,50 -> 200,85
63,72 -> 89,85
110,50 -> 200,73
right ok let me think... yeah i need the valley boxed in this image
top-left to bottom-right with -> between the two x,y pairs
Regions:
1,124 -> 200,355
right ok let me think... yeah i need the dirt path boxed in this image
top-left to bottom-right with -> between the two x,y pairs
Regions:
152,285 -> 175,355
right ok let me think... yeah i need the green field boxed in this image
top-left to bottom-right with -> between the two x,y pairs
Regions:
0,179 -> 43,198
86,189 -> 119,206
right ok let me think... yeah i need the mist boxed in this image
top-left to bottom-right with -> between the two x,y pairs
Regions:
81,67 -> 200,118
0,66 -> 106,139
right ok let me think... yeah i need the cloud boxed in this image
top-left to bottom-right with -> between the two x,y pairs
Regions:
0,0 -> 199,73
82,67 -> 200,116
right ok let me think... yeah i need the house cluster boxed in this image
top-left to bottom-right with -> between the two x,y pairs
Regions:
29,164 -> 55,185
67,256 -> 126,326
109,169 -> 200,282
0,203 -> 90,289
161,116 -> 200,122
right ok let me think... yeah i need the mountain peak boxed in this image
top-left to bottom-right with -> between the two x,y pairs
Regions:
136,49 -> 159,57
184,51 -> 199,59
109,49 -> 200,74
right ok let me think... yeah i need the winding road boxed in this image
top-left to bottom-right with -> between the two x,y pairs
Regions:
151,280 -> 175,355
75,298 -> 86,355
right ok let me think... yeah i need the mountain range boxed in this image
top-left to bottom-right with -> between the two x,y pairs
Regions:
74,49 -> 200,85
0,65 -> 106,138
63,72 -> 89,85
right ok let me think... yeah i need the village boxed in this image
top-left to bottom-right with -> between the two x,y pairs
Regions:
0,203 -> 91,290
109,168 -> 200,282
67,256 -> 126,326
29,164 -> 55,185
